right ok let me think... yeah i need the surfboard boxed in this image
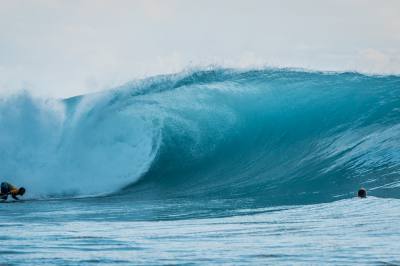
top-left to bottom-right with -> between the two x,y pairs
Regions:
0,200 -> 25,204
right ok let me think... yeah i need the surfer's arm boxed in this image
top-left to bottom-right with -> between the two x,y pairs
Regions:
11,194 -> 19,200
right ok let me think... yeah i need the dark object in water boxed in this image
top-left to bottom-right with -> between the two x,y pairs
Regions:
358,188 -> 367,198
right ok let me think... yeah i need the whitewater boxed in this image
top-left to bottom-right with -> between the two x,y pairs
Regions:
1,68 -> 400,265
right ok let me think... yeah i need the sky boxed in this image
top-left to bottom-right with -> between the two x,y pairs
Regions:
0,0 -> 399,98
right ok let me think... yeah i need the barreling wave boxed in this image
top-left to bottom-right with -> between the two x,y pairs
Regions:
1,68 -> 400,204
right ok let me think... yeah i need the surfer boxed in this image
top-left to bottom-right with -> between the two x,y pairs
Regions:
357,187 -> 367,198
0,182 -> 26,201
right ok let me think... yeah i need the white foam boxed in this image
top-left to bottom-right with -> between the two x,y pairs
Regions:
0,91 -> 161,198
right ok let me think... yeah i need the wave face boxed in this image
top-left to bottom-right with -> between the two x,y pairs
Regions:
1,68 -> 400,204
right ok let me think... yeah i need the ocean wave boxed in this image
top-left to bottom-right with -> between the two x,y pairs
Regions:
1,68 -> 400,204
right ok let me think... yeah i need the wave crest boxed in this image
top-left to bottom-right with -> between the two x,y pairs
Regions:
1,68 -> 400,204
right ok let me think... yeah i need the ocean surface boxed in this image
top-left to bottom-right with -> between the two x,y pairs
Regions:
1,68 -> 400,265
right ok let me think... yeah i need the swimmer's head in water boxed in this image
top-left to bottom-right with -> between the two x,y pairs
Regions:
358,188 -> 367,198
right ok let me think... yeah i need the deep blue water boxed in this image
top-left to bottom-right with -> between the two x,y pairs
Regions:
1,68 -> 400,265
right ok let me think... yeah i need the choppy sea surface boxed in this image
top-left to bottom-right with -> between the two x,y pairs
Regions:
1,197 -> 400,265
1,68 -> 400,265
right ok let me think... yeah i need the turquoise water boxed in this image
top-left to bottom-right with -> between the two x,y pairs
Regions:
1,197 -> 400,265
1,68 -> 400,264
